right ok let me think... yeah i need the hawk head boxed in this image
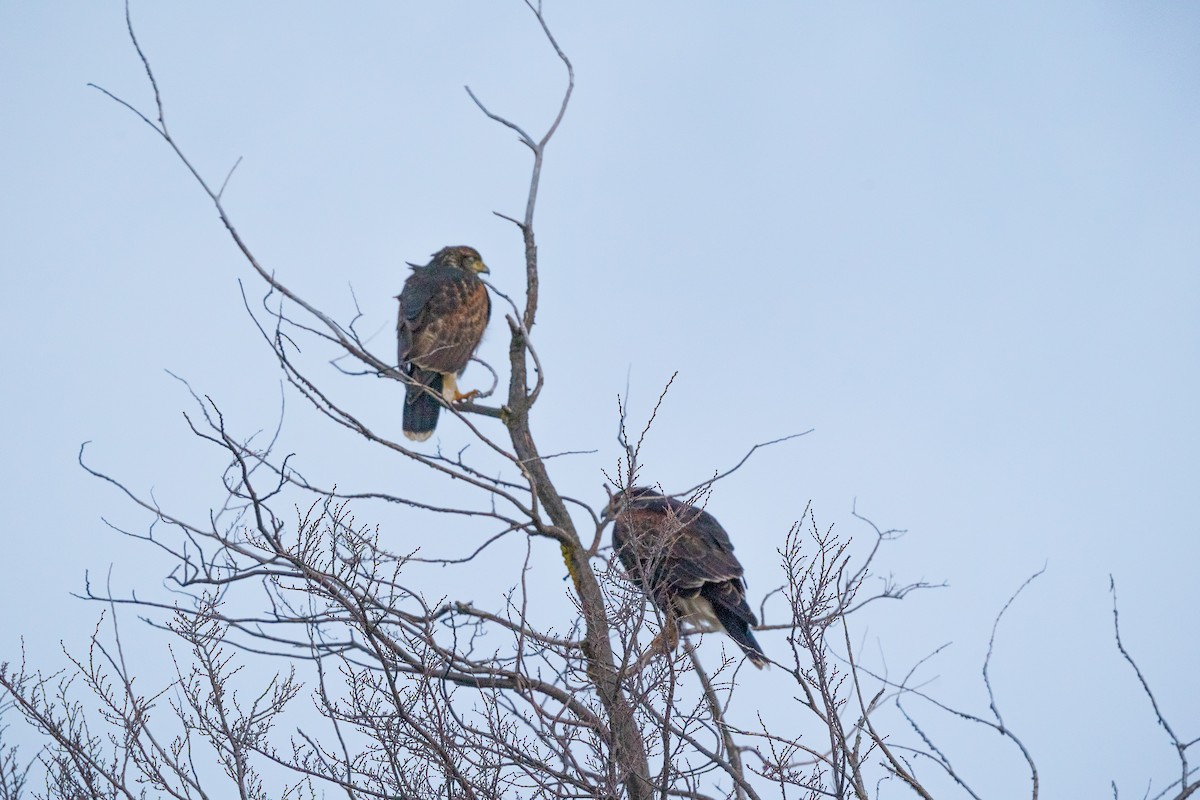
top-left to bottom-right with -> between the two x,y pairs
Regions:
601,487 -> 663,522
429,245 -> 490,275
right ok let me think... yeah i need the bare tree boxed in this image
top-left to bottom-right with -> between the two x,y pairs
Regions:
1,5 -> 1194,800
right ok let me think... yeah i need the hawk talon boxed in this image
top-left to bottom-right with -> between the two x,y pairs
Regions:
454,389 -> 482,405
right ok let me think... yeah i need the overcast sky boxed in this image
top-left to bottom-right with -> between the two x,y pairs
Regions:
2,2 -> 1198,796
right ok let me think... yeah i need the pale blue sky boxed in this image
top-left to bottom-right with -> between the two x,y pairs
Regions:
2,2 -> 1198,796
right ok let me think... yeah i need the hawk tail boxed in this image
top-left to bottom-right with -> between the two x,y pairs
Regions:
709,596 -> 769,669
735,628 -> 769,669
726,623 -> 768,669
403,370 -> 443,442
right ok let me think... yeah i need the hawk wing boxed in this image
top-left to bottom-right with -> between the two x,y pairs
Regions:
398,263 -> 490,375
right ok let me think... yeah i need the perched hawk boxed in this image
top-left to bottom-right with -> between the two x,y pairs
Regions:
396,246 -> 491,441
602,487 -> 768,668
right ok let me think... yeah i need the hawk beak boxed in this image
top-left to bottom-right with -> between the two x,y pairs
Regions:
600,485 -> 618,522
478,262 -> 491,275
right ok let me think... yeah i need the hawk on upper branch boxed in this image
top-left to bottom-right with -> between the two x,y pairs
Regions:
602,487 -> 768,669
397,246 -> 491,441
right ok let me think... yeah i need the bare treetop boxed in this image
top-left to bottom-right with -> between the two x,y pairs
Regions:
0,4 -> 1193,800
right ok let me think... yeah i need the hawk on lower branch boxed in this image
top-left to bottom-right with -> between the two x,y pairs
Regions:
397,246 -> 491,441
602,487 -> 768,669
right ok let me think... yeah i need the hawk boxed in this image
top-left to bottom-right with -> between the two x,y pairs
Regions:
602,487 -> 768,668
396,246 -> 491,441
